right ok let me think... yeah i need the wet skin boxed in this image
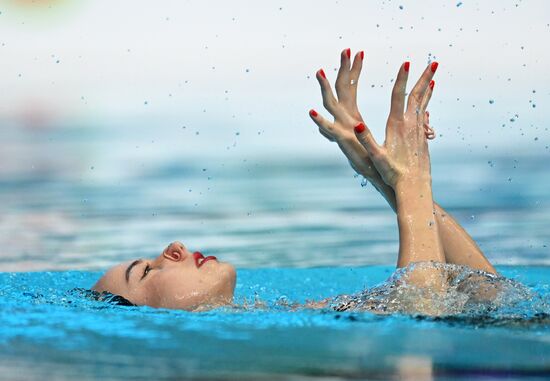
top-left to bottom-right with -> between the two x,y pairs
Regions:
93,242 -> 237,311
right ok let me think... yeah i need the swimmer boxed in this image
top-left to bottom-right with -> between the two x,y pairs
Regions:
92,50 -> 498,313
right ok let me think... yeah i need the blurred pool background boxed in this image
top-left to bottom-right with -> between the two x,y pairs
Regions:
0,1 -> 549,380
0,0 -> 549,271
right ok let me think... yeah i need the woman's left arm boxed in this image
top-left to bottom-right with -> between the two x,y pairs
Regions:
309,50 -> 496,274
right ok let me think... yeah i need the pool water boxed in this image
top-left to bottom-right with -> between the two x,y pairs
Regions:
1,126 -> 550,380
1,266 -> 549,380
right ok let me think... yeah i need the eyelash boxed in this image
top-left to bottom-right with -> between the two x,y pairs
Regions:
142,264 -> 151,279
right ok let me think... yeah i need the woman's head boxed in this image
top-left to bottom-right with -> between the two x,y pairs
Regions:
92,241 -> 236,311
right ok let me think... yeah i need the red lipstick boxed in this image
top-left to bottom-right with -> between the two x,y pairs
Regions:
193,251 -> 217,268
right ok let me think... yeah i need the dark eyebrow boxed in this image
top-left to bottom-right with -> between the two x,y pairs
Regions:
125,260 -> 142,283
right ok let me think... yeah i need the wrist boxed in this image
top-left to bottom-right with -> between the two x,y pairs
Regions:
394,180 -> 436,220
394,176 -> 432,197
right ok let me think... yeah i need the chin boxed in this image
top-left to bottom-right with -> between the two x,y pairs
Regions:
220,262 -> 237,290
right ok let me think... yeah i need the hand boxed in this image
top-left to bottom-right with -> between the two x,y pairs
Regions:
309,49 -> 435,180
309,49 -> 380,178
354,61 -> 438,188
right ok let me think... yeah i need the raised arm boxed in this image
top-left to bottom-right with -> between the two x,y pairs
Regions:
309,50 -> 496,274
353,61 -> 445,266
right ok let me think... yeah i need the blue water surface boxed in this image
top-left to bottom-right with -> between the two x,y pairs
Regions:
1,266 -> 549,380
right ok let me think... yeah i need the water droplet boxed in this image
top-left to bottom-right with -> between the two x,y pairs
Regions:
456,2 -> 463,7
144,101 -> 148,105
489,99 -> 494,104
399,5 -> 404,9
470,215 -> 475,220
90,166 -> 94,170
360,178 -> 368,187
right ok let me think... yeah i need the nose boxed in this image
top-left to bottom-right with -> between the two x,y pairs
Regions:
163,241 -> 188,262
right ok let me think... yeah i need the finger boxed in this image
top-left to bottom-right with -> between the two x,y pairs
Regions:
316,69 -> 339,116
309,108 -> 334,136
349,51 -> 364,106
426,128 -> 436,140
319,128 -> 335,142
419,80 -> 434,114
354,122 -> 382,157
424,124 -> 435,140
407,61 -> 438,114
423,110 -> 435,140
389,61 -> 410,120
335,48 -> 351,104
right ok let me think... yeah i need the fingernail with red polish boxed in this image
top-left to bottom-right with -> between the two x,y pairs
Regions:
319,69 -> 326,79
309,109 -> 318,117
431,61 -> 439,73
404,61 -> 410,72
354,123 -> 366,134
345,48 -> 351,59
429,80 -> 435,90
360,51 -> 364,60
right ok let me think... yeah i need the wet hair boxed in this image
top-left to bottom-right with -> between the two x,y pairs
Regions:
71,288 -> 136,306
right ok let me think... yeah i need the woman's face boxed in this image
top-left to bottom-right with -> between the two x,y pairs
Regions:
92,242 -> 236,311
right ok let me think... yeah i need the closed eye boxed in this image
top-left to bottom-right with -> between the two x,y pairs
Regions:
141,264 -> 151,280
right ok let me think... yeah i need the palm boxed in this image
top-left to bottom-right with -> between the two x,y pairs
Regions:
309,50 -> 434,182
353,61 -> 438,188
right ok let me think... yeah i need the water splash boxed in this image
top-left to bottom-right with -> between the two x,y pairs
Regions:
331,262 -> 549,325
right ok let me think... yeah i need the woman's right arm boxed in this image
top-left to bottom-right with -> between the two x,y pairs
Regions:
353,62 -> 449,292
353,61 -> 445,267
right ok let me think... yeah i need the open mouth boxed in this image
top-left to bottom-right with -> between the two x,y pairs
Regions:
193,252 -> 217,268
